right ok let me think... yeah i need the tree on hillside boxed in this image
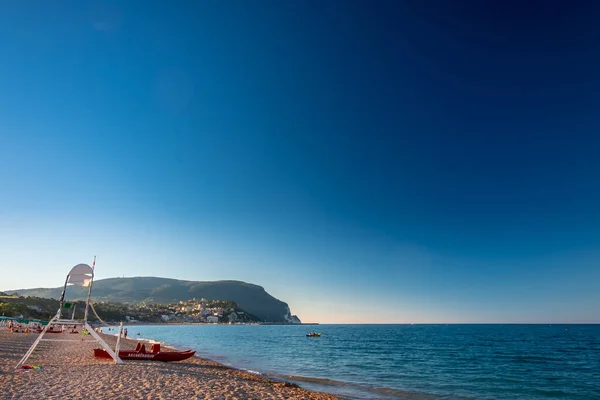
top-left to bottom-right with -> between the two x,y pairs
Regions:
0,302 -> 28,317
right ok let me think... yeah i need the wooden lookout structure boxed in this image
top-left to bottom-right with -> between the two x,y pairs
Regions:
15,258 -> 123,368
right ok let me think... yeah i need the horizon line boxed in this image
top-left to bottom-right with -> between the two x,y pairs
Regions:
315,322 -> 600,325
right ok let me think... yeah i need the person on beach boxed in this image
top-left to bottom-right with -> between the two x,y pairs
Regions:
124,328 -> 128,339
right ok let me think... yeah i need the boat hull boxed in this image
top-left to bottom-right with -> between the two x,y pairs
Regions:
93,348 -> 196,362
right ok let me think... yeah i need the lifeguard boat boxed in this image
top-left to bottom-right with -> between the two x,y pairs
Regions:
94,343 -> 195,362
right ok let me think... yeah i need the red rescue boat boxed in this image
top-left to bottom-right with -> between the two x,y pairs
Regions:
93,343 -> 195,362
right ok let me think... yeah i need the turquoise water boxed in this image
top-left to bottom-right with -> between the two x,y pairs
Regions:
121,324 -> 600,399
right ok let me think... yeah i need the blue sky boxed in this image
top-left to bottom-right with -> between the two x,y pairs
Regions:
1,1 -> 599,323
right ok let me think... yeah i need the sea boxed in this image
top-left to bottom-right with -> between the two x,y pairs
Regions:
120,324 -> 600,400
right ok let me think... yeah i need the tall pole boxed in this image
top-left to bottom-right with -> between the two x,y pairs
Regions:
57,274 -> 70,320
115,322 -> 123,360
83,256 -> 96,324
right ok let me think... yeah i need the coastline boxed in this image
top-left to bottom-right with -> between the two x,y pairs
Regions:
105,321 -> 320,326
102,328 -> 321,388
114,325 -> 437,400
0,327 -> 340,399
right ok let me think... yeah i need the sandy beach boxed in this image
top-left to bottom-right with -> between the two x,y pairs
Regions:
0,327 -> 340,400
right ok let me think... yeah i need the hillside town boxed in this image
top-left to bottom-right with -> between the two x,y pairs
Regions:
126,298 -> 260,324
0,293 -> 261,324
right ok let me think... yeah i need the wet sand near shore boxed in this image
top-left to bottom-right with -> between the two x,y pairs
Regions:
0,327 -> 340,400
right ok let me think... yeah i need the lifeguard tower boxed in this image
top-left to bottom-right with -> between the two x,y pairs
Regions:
15,258 -> 123,368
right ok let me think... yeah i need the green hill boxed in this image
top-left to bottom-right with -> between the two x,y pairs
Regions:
8,277 -> 301,323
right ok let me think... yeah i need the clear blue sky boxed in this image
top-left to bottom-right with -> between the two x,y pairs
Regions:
1,1 -> 599,323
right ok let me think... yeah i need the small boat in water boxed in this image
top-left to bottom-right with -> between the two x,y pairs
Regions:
94,343 -> 195,362
306,332 -> 321,337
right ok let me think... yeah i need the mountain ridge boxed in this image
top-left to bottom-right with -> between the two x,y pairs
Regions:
8,276 -> 301,323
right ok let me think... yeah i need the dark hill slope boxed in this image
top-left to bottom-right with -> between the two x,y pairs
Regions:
10,277 -> 300,323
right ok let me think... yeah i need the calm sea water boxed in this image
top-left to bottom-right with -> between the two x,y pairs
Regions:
120,324 -> 600,400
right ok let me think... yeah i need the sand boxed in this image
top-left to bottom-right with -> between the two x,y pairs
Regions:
0,327 -> 340,400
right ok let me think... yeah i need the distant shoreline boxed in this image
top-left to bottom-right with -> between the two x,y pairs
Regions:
98,322 -> 319,327
95,322 -> 600,327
